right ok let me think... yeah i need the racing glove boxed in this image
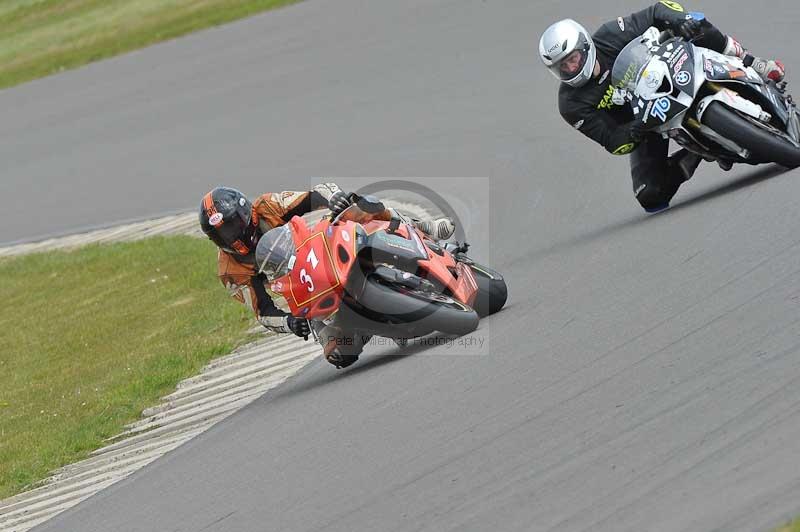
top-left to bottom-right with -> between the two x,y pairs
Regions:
626,120 -> 648,144
258,314 -> 311,340
286,316 -> 311,340
677,15 -> 704,40
328,190 -> 352,217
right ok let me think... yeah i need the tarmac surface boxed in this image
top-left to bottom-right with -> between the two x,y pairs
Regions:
3,0 -> 800,530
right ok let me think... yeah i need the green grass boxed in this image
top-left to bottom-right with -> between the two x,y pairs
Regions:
0,236 -> 255,498
778,519 -> 800,532
0,0 -> 300,90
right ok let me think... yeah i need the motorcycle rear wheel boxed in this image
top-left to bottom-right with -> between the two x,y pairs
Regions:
702,102 -> 800,168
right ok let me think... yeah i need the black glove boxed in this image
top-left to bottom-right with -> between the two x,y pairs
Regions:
286,316 -> 311,340
677,15 -> 704,40
627,120 -> 648,143
328,191 -> 352,217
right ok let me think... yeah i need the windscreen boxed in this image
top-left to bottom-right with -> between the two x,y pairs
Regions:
611,39 -> 653,92
255,225 -> 295,281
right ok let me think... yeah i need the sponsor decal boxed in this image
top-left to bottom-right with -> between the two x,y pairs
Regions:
673,52 -> 689,73
301,307 -> 310,316
643,100 -> 656,122
675,70 -> 691,86
598,70 -> 610,85
239,197 -> 246,206
614,62 -> 638,90
209,212 -> 224,226
287,255 -> 296,271
341,230 -> 351,242
714,64 -> 726,75
660,0 -> 685,11
271,281 -> 283,292
650,97 -> 672,122
635,183 -> 647,197
617,17 -> 625,31
704,58 -> 714,76
326,226 -> 333,236
729,70 -> 746,79
572,119 -> 585,130
377,231 -> 416,251
667,46 -> 683,64
547,41 -> 562,55
612,143 -> 636,155
643,69 -> 661,89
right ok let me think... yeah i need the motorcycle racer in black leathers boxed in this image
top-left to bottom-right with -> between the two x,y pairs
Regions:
540,2 -> 786,212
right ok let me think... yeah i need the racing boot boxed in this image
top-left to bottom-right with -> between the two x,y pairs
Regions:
673,149 -> 703,182
317,324 -> 363,369
745,54 -> 785,83
412,217 -> 455,241
723,37 -> 785,83
325,346 -> 359,369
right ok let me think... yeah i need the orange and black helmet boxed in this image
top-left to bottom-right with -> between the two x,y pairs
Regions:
199,187 -> 258,256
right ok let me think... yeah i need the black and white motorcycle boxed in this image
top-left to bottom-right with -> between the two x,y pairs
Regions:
611,23 -> 800,168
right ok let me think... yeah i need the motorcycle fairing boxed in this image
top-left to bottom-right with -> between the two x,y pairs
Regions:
271,216 -> 359,320
700,51 -> 761,84
417,247 -> 478,307
629,41 -> 692,128
270,208 -> 479,323
700,48 -> 792,128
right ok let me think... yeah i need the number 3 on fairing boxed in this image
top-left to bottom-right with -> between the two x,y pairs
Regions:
650,97 -> 671,121
298,249 -> 320,292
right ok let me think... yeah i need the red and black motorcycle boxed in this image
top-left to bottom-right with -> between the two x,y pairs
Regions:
259,195 -> 507,343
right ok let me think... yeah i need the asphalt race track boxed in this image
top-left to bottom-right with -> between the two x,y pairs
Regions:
4,0 -> 800,530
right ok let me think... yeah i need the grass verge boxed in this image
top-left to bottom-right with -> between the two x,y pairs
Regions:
0,0 -> 300,90
0,236 -> 253,499
778,519 -> 800,532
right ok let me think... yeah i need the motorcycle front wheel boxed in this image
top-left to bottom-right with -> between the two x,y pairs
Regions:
702,102 -> 800,168
468,263 -> 508,318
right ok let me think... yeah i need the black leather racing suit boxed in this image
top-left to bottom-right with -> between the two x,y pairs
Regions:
558,2 -> 729,211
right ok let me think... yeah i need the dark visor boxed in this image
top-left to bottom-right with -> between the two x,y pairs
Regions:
212,216 -> 256,255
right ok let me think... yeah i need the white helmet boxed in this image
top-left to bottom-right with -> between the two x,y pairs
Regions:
539,19 -> 597,88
